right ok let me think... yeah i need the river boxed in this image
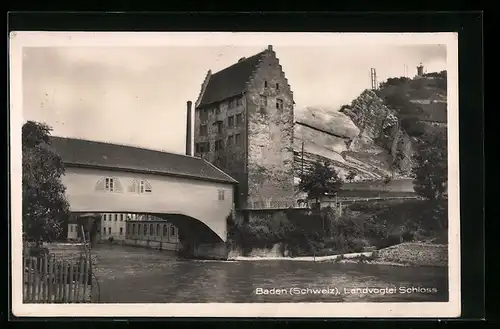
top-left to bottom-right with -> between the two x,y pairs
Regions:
91,244 -> 448,303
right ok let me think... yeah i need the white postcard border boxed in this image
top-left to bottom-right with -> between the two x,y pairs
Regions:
10,31 -> 460,318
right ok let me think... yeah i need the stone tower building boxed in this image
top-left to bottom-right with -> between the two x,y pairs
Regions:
193,45 -> 296,212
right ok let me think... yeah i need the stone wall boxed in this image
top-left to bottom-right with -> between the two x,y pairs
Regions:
192,242 -> 229,260
122,238 -> 180,251
246,48 -> 296,205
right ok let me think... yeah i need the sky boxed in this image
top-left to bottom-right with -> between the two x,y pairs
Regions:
21,35 -> 447,154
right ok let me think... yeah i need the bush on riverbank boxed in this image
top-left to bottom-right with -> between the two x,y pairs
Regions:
227,199 -> 447,257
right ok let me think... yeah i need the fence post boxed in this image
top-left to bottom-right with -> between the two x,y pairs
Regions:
82,256 -> 88,303
43,254 -> 49,302
24,257 -> 30,302
36,257 -> 43,302
77,255 -> 83,302
68,260 -> 74,303
62,259 -> 68,302
48,254 -> 55,302
31,257 -> 37,302
57,259 -> 63,302
22,257 -> 26,303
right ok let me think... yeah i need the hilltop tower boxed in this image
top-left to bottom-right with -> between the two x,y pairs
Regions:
417,62 -> 424,77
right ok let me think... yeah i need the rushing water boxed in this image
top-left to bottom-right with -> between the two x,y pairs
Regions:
92,244 -> 448,303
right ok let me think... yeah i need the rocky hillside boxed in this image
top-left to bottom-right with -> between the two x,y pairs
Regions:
294,72 -> 447,182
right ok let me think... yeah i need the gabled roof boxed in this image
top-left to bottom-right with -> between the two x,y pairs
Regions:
197,50 -> 266,108
49,136 -> 238,185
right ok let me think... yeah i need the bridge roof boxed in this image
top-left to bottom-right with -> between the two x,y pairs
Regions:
50,137 -> 238,185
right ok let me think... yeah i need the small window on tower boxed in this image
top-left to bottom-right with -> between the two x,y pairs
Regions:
215,121 -> 223,133
236,114 -> 243,126
218,189 -> 225,200
276,83 -> 279,90
215,139 -> 224,152
200,125 -> 208,136
276,99 -> 284,110
200,109 -> 208,122
264,81 -> 268,88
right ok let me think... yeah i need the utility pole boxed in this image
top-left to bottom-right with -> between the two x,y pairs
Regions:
301,141 -> 305,177
370,68 -> 378,90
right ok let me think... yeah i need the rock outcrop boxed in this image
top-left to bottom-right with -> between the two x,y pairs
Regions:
294,91 -> 413,181
293,73 -> 447,183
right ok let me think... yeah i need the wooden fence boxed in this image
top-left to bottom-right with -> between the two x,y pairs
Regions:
23,253 -> 93,303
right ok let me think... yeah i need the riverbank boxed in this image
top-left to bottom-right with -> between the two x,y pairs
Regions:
231,242 -> 448,267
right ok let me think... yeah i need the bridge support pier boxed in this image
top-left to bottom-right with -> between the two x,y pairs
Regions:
181,241 -> 229,260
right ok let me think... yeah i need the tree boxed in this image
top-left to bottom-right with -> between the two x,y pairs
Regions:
382,175 -> 393,192
412,130 -> 448,200
346,170 -> 357,183
298,161 -> 344,205
22,121 -> 70,243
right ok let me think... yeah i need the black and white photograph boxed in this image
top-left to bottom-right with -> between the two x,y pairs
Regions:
10,32 -> 460,317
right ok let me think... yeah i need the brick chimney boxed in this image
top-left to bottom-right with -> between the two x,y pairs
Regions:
267,45 -> 273,51
186,101 -> 192,156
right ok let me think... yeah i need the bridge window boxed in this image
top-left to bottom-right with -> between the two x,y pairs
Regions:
132,223 -> 136,235
144,224 -> 148,235
156,224 -> 160,237
102,214 -> 106,221
129,179 -> 152,194
218,189 -> 225,200
108,227 -> 111,235
163,225 -> 169,237
96,177 -> 123,193
106,178 -> 114,191
171,226 -> 177,237
120,227 -> 123,236
149,224 -> 154,236
114,214 -> 118,221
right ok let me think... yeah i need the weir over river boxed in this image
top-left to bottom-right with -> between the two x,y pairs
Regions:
92,244 -> 448,303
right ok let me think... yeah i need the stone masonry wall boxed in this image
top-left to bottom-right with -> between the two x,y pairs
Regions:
245,48 -> 295,206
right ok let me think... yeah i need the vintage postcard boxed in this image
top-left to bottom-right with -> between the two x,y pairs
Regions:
10,31 -> 460,318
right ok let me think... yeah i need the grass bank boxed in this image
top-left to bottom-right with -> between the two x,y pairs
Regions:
227,199 -> 447,259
